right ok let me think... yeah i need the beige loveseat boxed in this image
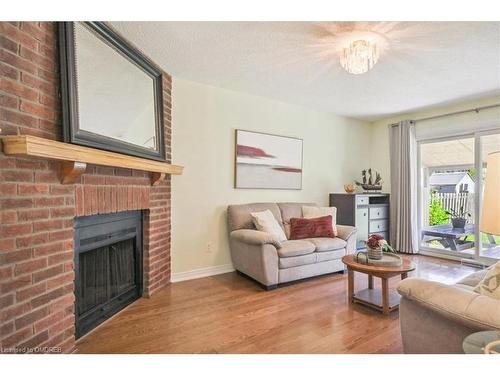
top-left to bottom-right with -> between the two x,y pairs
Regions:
227,202 -> 357,289
398,267 -> 500,353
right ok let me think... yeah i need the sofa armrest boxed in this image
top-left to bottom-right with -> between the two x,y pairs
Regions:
229,231 -> 279,286
336,225 -> 357,241
230,229 -> 282,249
398,278 -> 500,329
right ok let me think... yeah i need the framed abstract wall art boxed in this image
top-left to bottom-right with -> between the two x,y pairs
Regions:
235,130 -> 303,189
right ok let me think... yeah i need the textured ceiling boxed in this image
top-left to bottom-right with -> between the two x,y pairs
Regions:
110,22 -> 500,121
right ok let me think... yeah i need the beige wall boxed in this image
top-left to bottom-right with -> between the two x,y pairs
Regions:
370,96 -> 500,191
171,78 -> 371,275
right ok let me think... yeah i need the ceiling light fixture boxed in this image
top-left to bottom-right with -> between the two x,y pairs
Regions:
340,40 -> 379,75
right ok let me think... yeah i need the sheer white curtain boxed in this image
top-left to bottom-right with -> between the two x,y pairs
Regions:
389,120 -> 419,254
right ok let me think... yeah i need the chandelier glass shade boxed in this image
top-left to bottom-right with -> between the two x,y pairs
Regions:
340,40 -> 379,75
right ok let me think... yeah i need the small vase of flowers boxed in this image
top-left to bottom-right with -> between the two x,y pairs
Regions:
364,234 -> 395,260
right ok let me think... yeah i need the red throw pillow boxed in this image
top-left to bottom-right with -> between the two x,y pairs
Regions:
289,215 -> 335,240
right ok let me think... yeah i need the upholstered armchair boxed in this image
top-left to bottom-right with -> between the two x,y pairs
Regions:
398,268 -> 500,353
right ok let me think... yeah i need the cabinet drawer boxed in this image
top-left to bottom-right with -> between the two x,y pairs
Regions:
369,206 -> 388,220
369,219 -> 388,233
356,196 -> 369,206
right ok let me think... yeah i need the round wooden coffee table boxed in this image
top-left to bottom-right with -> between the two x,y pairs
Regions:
341,254 -> 415,314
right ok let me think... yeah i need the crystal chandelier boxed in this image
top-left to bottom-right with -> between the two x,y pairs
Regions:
340,40 -> 379,75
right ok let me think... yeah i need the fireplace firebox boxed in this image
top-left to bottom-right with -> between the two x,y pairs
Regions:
74,211 -> 143,338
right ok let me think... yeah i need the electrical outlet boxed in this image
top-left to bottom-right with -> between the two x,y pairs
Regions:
206,241 -> 213,253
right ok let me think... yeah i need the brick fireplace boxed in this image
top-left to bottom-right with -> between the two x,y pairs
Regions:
0,22 -> 172,353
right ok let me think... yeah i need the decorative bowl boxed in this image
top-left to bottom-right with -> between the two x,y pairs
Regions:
344,184 -> 356,193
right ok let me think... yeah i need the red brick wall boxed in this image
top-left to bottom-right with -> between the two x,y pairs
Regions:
0,22 -> 172,353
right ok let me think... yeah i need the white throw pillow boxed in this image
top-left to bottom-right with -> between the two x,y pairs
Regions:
474,261 -> 500,300
302,206 -> 337,236
250,209 -> 287,243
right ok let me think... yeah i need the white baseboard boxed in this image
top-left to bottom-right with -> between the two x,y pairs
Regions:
419,249 -> 492,267
170,263 -> 235,283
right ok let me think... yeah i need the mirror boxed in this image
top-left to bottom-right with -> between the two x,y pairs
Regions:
59,22 -> 165,161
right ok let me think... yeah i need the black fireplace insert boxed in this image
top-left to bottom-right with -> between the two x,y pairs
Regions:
74,211 -> 143,338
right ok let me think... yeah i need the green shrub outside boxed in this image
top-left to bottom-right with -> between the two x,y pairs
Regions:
429,193 -> 449,225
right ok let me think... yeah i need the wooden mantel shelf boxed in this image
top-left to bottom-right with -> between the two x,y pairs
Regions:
1,135 -> 183,186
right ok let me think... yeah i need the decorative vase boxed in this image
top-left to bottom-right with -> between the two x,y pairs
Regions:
451,217 -> 466,229
367,246 -> 383,260
344,183 -> 355,193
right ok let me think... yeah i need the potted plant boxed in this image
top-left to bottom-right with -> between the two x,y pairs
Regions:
446,207 -> 471,229
364,234 -> 395,260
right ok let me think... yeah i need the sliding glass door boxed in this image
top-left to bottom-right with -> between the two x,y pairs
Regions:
417,130 -> 500,263
419,136 -> 476,258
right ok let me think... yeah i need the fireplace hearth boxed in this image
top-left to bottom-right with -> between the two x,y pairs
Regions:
74,211 -> 143,338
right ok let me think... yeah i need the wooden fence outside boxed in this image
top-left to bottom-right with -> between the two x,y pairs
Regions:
434,192 -> 475,223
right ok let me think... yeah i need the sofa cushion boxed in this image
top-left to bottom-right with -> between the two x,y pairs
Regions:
278,240 -> 316,258
456,269 -> 489,288
474,261 -> 500,300
302,206 -> 338,236
250,209 -> 287,243
317,248 -> 346,262
277,202 -> 316,239
398,277 -> 500,330
290,216 -> 334,240
227,203 -> 283,232
279,253 -> 317,269
308,237 -> 347,252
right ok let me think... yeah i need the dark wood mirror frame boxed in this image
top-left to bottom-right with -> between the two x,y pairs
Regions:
58,22 -> 166,161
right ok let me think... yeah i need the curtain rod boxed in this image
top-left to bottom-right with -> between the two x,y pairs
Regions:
390,103 -> 500,127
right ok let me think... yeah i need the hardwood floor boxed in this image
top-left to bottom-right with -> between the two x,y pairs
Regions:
76,255 -> 476,354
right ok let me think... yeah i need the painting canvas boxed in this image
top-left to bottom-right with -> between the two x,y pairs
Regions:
235,130 -> 303,189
